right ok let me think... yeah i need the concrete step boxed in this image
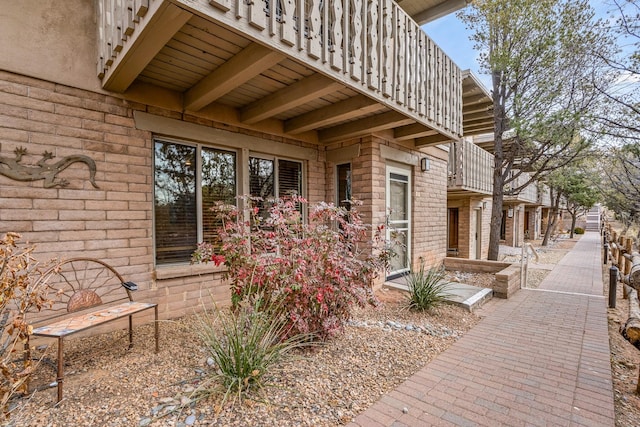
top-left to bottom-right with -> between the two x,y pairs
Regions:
383,280 -> 493,312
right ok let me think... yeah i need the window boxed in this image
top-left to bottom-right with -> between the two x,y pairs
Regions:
154,139 -> 304,266
249,156 -> 302,219
154,140 -> 236,265
336,163 -> 351,210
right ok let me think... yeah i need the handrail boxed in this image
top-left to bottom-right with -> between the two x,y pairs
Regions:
520,243 -> 539,289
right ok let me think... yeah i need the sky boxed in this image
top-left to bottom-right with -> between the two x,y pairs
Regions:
422,13 -> 482,83
421,1 -> 635,92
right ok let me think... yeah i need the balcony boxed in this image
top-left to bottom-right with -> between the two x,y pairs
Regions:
504,171 -> 538,205
536,184 -> 551,207
96,0 -> 462,145
447,138 -> 493,197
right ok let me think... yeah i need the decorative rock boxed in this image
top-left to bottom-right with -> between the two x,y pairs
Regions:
206,357 -> 215,366
139,418 -> 152,426
185,414 -> 196,425
150,405 -> 165,415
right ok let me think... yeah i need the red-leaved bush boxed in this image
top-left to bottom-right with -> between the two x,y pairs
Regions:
193,196 -> 392,341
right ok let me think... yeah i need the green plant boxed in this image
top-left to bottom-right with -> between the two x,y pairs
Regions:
0,233 -> 52,421
194,293 -> 311,405
574,227 -> 585,234
405,262 -> 451,311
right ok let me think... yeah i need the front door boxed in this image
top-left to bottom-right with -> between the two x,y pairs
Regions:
386,165 -> 411,279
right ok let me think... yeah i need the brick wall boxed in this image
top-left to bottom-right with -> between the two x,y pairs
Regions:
447,197 -> 491,260
0,71 -> 325,320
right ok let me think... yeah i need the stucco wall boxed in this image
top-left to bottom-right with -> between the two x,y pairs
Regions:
0,0 -> 102,93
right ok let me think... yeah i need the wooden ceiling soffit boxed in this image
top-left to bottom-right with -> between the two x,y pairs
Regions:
102,3 -> 192,92
463,102 -> 493,115
463,93 -> 491,106
464,124 -> 495,135
464,111 -> 493,122
414,134 -> 453,147
284,95 -> 383,134
318,111 -> 414,144
411,0 -> 468,25
185,43 -> 285,111
240,74 -> 343,124
394,123 -> 437,141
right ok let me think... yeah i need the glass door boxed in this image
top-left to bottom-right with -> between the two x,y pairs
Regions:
386,165 -> 411,279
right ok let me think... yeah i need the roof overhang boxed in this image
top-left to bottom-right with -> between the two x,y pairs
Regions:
461,70 -> 494,137
398,0 -> 470,25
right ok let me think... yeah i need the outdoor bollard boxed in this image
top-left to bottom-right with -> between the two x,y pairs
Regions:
604,243 -> 609,264
609,265 -> 618,309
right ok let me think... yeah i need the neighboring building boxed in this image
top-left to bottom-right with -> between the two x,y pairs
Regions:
445,72 -> 494,260
0,0 -> 470,319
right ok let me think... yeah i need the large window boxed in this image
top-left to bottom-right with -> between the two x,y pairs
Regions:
154,140 -> 236,265
154,140 -> 303,265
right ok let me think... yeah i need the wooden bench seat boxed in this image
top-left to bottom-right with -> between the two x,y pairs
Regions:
27,258 -> 159,402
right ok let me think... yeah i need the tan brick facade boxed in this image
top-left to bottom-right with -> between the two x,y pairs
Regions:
1,70 -> 451,318
447,197 -> 492,260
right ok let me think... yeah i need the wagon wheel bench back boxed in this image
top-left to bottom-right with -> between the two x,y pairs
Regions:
27,258 -> 159,402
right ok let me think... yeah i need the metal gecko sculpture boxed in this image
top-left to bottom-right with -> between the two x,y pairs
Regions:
0,144 -> 99,188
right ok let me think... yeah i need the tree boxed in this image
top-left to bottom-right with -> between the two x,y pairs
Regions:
596,143 -> 640,236
587,1 -> 640,235
459,0 -> 611,259
545,165 -> 600,241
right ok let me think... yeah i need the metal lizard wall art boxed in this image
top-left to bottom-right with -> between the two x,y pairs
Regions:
0,144 -> 99,188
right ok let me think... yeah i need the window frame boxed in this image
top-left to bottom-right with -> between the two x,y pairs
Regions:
153,137 -> 239,266
152,138 -> 307,267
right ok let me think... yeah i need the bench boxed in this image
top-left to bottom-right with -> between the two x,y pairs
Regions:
26,258 -> 159,402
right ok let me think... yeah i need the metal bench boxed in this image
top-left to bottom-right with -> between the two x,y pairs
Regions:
26,258 -> 158,402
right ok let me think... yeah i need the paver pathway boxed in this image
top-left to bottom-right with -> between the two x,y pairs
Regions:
349,232 -> 615,426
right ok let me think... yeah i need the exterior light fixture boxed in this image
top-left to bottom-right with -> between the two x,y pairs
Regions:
420,157 -> 430,172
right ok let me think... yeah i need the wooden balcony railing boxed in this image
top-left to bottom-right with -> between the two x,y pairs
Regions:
447,139 -> 493,195
96,0 -> 463,140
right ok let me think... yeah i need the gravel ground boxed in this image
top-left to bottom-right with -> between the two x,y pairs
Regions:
14,235 -> 628,427
12,291 -> 480,427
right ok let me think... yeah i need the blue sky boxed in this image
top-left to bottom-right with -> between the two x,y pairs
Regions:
422,13 -> 480,78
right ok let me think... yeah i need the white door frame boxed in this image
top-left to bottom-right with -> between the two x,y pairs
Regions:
385,164 -> 412,279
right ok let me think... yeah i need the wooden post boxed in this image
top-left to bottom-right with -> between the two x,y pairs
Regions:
618,236 -> 625,273
625,238 -> 634,276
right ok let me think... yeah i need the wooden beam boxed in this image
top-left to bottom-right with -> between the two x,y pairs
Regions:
414,134 -> 453,147
463,102 -> 493,114
185,43 -> 284,111
102,2 -> 192,92
284,95 -> 383,134
463,111 -> 493,122
464,117 -> 494,127
240,74 -> 343,124
463,93 -> 492,105
464,124 -> 495,134
394,123 -> 437,141
318,111 -> 414,143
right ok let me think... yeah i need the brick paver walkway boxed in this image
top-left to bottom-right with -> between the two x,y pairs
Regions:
349,232 -> 615,426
